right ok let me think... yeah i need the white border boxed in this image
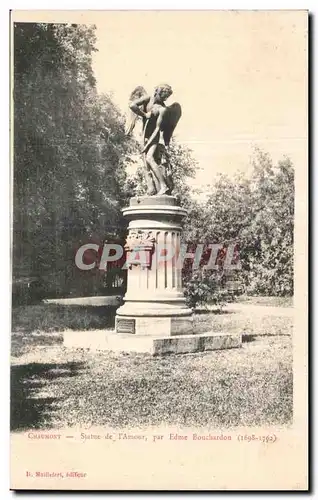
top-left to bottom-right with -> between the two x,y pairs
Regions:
1,2 -> 314,498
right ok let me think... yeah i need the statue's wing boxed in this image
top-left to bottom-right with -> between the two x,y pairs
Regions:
162,102 -> 182,145
125,85 -> 147,135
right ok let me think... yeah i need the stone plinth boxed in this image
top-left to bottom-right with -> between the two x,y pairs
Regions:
63,330 -> 242,355
115,195 -> 193,336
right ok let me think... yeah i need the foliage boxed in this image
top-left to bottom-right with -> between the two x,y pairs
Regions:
13,23 -> 135,298
184,148 -> 294,298
244,152 -> 294,296
183,254 -> 243,309
13,24 -> 294,304
183,269 -> 226,309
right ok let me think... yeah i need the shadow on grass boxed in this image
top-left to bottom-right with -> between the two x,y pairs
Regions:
12,304 -> 117,334
11,361 -> 86,431
11,332 -> 64,359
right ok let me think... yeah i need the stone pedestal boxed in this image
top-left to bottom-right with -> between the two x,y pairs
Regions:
115,195 -> 193,336
63,195 -> 243,355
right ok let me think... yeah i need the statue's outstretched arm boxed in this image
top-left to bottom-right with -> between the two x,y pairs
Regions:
129,95 -> 151,120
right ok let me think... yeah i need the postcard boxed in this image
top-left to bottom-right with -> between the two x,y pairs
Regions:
10,10 -> 308,490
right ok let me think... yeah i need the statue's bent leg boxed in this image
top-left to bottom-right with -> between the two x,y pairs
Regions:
158,146 -> 173,195
142,154 -> 157,195
146,144 -> 169,196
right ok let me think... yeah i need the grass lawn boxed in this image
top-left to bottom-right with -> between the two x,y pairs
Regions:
11,299 -> 293,431
238,295 -> 293,308
11,303 -> 118,334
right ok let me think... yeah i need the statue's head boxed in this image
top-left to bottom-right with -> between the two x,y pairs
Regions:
129,86 -> 146,101
154,84 -> 173,102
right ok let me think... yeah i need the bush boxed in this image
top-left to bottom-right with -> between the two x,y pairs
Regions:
183,150 -> 294,298
183,269 -> 241,310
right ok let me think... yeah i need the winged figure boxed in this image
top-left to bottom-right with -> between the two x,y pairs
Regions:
125,84 -> 182,196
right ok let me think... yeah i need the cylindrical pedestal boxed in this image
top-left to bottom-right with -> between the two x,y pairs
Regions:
115,195 -> 193,336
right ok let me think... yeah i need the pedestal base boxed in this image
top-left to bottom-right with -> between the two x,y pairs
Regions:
115,315 -> 194,336
63,330 -> 242,355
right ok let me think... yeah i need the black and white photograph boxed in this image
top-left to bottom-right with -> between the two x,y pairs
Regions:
10,10 -> 308,490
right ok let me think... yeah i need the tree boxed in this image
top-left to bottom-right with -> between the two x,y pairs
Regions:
13,23 -> 135,299
184,148 -> 294,298
242,151 -> 294,295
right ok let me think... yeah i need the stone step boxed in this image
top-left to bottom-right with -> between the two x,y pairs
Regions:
63,330 -> 242,355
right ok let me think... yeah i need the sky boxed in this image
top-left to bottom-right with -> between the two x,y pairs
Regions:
91,10 -> 307,190
11,9 -> 307,190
